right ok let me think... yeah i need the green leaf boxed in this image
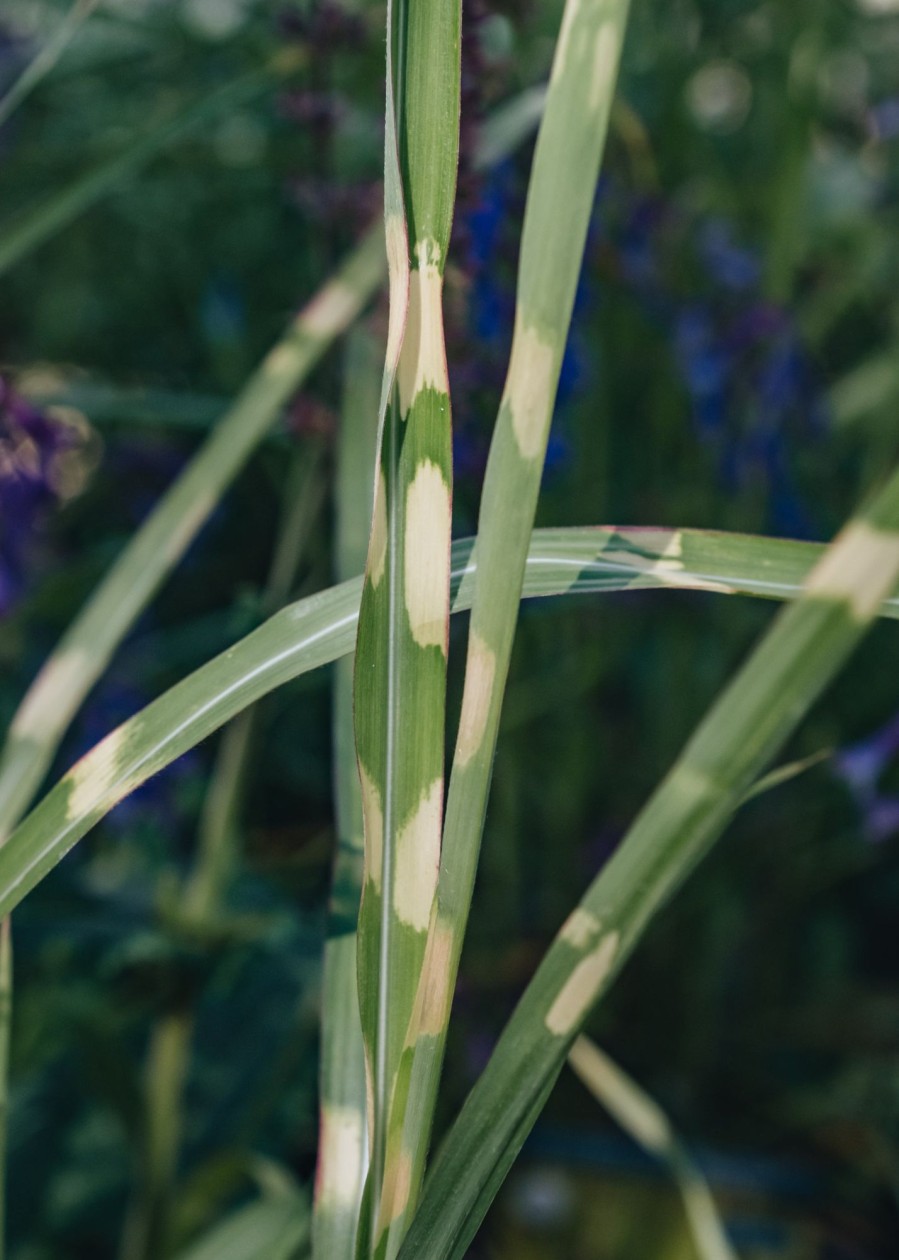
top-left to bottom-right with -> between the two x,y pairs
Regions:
0,226 -> 385,840
352,2 -> 461,1253
2,526 -> 895,929
568,1037 -> 737,1260
389,0 -> 631,1239
0,57 -> 295,279
397,473 -> 899,1260
312,328 -> 381,1260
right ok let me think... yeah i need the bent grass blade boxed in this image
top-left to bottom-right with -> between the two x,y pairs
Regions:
0,526 -> 892,925
396,471 -> 899,1260
0,226 -> 385,839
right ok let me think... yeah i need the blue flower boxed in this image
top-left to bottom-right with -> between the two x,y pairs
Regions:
697,220 -> 761,292
833,713 -> 899,843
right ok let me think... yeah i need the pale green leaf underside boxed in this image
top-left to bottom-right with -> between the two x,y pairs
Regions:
0,526 -> 890,918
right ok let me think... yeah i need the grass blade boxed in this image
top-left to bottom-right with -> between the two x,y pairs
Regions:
0,228 -> 381,1253
352,2 -> 461,1252
0,225 -> 384,839
390,0 -> 630,1234
568,1037 -> 737,1260
312,328 -> 381,1260
119,445 -> 327,1260
397,470 -> 899,1260
0,0 -> 101,130
2,525 -> 898,923
0,58 -> 296,279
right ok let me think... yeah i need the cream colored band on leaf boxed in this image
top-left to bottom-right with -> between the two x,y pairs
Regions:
560,907 -> 601,949
397,255 -> 448,415
66,726 -> 129,821
384,213 -> 410,374
394,779 -> 442,931
504,321 -> 555,461
805,520 -> 899,621
455,632 -> 496,765
11,647 -> 90,741
359,762 -> 384,891
315,1105 -> 365,1208
298,279 -> 361,340
545,931 -> 620,1036
404,461 -> 451,651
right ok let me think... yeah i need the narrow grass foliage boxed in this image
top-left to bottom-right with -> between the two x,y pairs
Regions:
3,526 -> 899,924
385,0 -> 630,1239
312,328 -> 380,1260
398,468 -> 899,1260
352,4 -> 460,1253
2,2 -> 898,1256
569,1037 -> 736,1260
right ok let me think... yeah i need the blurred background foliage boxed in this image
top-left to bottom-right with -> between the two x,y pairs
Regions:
3,0 -> 899,1256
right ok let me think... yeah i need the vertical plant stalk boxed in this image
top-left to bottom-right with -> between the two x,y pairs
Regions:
119,447 -> 328,1260
398,467 -> 899,1260
568,1037 -> 737,1260
119,1013 -> 193,1260
392,0 -> 630,1236
312,328 -> 381,1260
352,2 -> 460,1255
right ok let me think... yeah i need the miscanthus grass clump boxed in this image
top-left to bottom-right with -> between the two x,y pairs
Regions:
0,2 -> 898,1258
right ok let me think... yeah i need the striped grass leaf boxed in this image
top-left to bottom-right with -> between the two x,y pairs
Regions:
0,67 -> 577,848
352,2 -> 460,1252
2,523 -> 899,922
0,228 -> 381,1251
0,225 -> 384,841
568,1037 -> 736,1260
312,328 -> 381,1260
396,469 -> 899,1260
387,0 -> 631,1237
0,56 -> 299,279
